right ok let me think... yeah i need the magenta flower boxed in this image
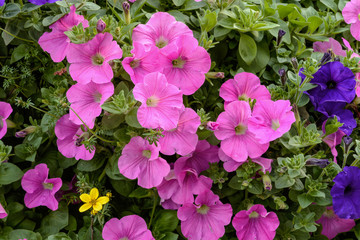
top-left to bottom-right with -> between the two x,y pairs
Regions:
132,12 -> 193,50
0,102 -> 13,139
342,0 -> 360,41
21,164 -> 62,211
158,108 -> 200,156
67,82 -> 114,128
232,204 -> 280,240
342,38 -> 360,58
214,101 -> 269,163
158,35 -> 211,95
38,6 -> 89,62
313,38 -> 346,57
206,121 -> 219,131
118,136 -> 170,189
122,43 -> 162,84
67,32 -> 123,84
322,121 -> 346,163
133,72 -> 183,130
55,114 -> 95,161
177,190 -> 233,240
157,170 -> 182,210
219,72 -> 271,108
102,215 -> 154,240
0,203 -> 7,219
249,100 -> 295,143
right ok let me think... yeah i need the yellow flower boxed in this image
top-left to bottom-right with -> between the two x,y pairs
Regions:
79,188 -> 109,213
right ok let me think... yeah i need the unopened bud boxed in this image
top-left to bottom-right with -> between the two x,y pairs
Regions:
206,121 -> 219,131
122,1 -> 131,24
305,158 -> 330,168
344,136 -> 352,146
262,174 -> 272,191
205,72 -> 225,79
320,51 -> 332,65
15,126 -> 37,138
278,69 -> 287,85
291,57 -> 298,70
96,19 -> 106,33
277,29 -> 286,46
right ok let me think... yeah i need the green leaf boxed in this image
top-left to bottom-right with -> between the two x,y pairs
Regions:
320,0 -> 338,12
239,34 -> 257,65
9,229 -> 41,240
38,202 -> 69,237
42,14 -> 65,27
172,0 -> 186,7
247,180 -> 263,195
22,4 -> 42,12
275,175 -> 295,189
110,179 -> 136,197
129,187 -> 151,198
77,155 -> 106,172
251,21 -> 279,31
78,2 -> 101,10
47,233 -> 72,240
183,0 -> 206,10
125,107 -> 142,128
161,232 -> 179,240
202,11 -> 217,32
2,19 -> 20,45
0,163 -> 23,185
1,3 -> 21,19
297,193 -> 314,208
10,44 -> 29,64
153,210 -> 179,233
307,16 -> 323,34
106,155 -> 126,180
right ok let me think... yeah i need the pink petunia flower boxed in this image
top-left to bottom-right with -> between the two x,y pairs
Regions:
21,163 -> 62,211
158,108 -> 200,156
248,100 -> 296,144
0,203 -> 7,219
38,5 -> 89,62
133,72 -> 183,130
232,204 -> 280,240
122,43 -> 162,84
219,72 -> 271,108
157,170 -> 182,210
214,101 -> 269,163
342,38 -> 360,58
0,102 -> 13,139
67,82 -> 114,128
342,0 -> 360,41
322,121 -> 346,163
159,35 -> 211,95
132,12 -> 193,50
55,114 -> 95,161
313,38 -> 346,57
67,32 -> 123,84
177,190 -> 233,240
117,136 -> 170,189
102,215 -> 155,240
206,121 -> 219,131
316,206 -> 355,239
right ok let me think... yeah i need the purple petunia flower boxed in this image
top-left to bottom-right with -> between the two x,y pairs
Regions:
28,0 -> 60,5
331,166 -> 360,219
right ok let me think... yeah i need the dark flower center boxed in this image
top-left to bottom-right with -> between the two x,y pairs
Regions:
344,185 -> 352,196
326,80 -> 337,89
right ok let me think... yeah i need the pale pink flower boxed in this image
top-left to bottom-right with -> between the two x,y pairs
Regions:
158,108 -> 200,156
38,6 -> 89,62
232,204 -> 280,240
117,136 -> 170,189
159,35 -> 211,95
316,206 -> 355,239
342,0 -> 360,41
102,215 -> 154,240
55,114 -> 95,161
248,100 -> 295,143
0,203 -> 7,219
122,43 -> 162,84
0,102 -> 13,139
132,12 -> 193,50
214,101 -> 269,163
342,38 -> 360,58
21,163 -> 62,211
313,38 -> 346,57
177,190 -> 233,240
67,32 -> 123,84
219,72 -> 271,108
67,82 -> 114,128
133,72 -> 183,130
322,121 -> 346,163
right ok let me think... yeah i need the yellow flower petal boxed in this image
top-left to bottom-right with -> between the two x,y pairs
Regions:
93,202 -> 103,212
80,193 -> 91,203
97,196 -> 109,205
79,203 -> 92,212
90,188 -> 99,200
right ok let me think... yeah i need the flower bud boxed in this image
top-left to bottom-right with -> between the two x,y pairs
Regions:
278,69 -> 287,85
122,1 -> 131,25
15,126 -> 37,138
205,72 -> 225,79
277,29 -> 286,46
262,174 -> 272,191
291,57 -> 298,70
206,121 -> 219,131
96,19 -> 106,33
320,51 -> 332,65
305,158 -> 330,168
344,136 -> 352,146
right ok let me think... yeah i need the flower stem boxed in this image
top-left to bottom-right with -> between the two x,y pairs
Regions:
90,215 -> 94,240
148,189 -> 158,229
28,104 -> 59,119
0,28 -> 35,43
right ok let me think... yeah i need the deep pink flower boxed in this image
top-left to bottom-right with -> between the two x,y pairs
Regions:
206,121 -> 219,131
342,0 -> 360,41
133,72 -> 183,130
177,190 -> 233,240
232,204 -> 280,240
122,43 -> 162,84
0,203 -> 7,219
132,12 -> 193,50
322,121 -> 346,163
159,35 -> 211,95
55,114 -> 95,161
0,102 -> 13,139
38,6 -> 89,62
21,163 -> 62,211
214,101 -> 269,163
313,38 -> 346,57
158,108 -> 200,156
316,206 -> 355,239
157,170 -> 182,210
67,82 -> 114,128
249,100 -> 296,143
102,215 -> 154,240
67,32 -> 123,84
219,72 -> 271,108
118,136 -> 170,189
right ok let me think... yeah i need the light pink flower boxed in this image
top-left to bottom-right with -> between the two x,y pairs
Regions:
118,136 -> 170,189
132,12 -> 193,50
0,203 -> 7,219
313,38 -> 346,57
122,43 -> 162,84
249,100 -> 295,143
214,101 -> 269,163
38,5 -> 89,62
21,163 -> 62,211
342,0 -> 360,41
55,114 -> 95,161
342,38 -> 360,58
316,206 -> 355,239
102,215 -> 154,240
158,108 -> 200,156
159,35 -> 211,95
177,190 -> 233,240
67,32 -> 123,84
133,72 -> 183,130
232,204 -> 280,240
67,82 -> 114,128
0,102 -> 13,139
322,121 -> 346,163
219,72 -> 271,108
